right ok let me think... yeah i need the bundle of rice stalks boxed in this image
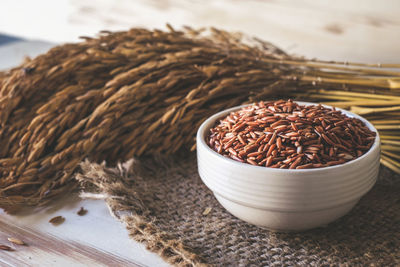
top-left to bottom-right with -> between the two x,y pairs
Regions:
289,62 -> 400,173
0,26 -> 399,212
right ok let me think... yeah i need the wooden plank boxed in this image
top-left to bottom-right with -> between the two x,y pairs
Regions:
0,216 -> 142,267
0,195 -> 170,267
0,190 -> 171,266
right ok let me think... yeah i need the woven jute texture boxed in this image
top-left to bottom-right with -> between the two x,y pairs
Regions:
76,153 -> 400,266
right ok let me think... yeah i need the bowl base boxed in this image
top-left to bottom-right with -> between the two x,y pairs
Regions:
214,193 -> 358,232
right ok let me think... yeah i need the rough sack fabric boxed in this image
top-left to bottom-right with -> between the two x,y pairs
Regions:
76,154 -> 400,266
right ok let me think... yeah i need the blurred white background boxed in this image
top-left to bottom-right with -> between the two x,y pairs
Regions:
1,0 -> 400,63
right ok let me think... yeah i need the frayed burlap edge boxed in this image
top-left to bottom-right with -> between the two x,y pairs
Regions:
76,159 -> 206,267
76,156 -> 399,266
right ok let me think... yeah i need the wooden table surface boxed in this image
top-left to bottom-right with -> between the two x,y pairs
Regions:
0,197 -> 164,267
0,0 -> 399,266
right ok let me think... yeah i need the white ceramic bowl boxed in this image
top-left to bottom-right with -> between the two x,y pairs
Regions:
197,101 -> 380,231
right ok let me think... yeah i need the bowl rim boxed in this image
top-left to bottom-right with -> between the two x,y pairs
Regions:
197,100 -> 380,173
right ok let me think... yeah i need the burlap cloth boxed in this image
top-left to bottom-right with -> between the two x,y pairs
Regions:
76,152 -> 400,266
